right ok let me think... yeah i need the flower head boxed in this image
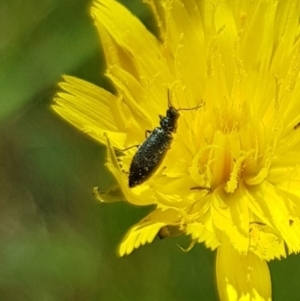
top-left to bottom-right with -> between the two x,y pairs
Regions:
53,0 -> 300,300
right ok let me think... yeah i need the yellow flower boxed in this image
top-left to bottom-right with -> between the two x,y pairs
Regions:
53,0 -> 300,300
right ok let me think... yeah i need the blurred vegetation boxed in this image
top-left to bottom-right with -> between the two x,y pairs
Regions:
0,0 -> 299,300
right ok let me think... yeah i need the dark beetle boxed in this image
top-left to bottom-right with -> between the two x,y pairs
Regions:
128,91 -> 200,188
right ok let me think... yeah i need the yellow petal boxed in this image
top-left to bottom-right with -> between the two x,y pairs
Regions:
185,221 -> 220,250
163,0 -> 206,104
91,0 -> 173,110
216,235 -> 271,301
246,182 -> 300,253
211,189 -> 250,253
53,75 -> 126,148
119,208 -> 181,256
249,223 -> 286,261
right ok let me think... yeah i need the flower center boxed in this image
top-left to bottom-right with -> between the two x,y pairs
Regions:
190,104 -> 269,193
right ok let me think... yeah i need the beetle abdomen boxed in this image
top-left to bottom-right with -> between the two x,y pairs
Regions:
129,128 -> 172,187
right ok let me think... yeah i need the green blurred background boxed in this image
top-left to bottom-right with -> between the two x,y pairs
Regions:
0,0 -> 299,300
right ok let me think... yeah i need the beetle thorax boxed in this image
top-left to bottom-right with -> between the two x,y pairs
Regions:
160,108 -> 179,133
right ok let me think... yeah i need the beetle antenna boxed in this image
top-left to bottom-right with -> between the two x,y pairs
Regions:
177,103 -> 202,111
167,88 -> 173,108
167,89 -> 202,111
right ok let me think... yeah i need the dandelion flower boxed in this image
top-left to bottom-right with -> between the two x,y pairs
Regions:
53,0 -> 300,300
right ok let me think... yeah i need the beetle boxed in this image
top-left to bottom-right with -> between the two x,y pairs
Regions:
128,90 -> 201,187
